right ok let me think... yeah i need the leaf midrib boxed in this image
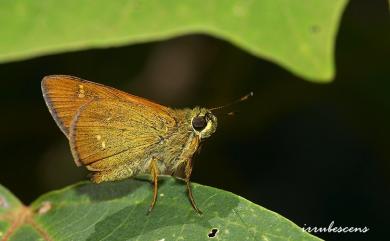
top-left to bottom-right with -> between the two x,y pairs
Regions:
0,205 -> 52,241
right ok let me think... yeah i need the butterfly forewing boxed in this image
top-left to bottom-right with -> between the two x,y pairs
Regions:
69,100 -> 177,171
41,75 -> 169,137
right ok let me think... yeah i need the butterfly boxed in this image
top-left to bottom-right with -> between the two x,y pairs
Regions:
41,75 -> 219,214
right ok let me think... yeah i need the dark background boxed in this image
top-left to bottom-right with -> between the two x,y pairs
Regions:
0,1 -> 388,240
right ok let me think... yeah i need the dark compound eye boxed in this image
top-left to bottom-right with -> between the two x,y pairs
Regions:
192,116 -> 207,131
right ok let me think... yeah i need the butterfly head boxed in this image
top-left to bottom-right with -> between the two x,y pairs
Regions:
191,108 -> 217,139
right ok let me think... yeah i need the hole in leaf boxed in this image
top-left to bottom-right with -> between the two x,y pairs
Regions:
208,228 -> 219,238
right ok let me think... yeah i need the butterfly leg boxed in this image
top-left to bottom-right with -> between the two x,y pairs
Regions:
185,159 -> 202,214
148,159 -> 159,214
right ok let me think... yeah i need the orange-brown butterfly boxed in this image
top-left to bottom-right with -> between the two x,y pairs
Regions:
42,75 -> 251,214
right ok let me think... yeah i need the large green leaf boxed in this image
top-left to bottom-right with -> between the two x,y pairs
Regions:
0,0 -> 348,82
0,176 -> 322,241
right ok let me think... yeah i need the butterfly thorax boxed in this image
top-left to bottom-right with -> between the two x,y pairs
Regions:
149,107 -> 218,174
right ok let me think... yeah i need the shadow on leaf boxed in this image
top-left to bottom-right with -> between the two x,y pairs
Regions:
82,178 -> 239,240
75,179 -> 144,202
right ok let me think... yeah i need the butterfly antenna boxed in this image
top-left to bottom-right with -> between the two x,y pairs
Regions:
209,91 -> 253,112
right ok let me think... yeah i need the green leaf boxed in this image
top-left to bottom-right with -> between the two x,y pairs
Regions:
0,176 -> 322,241
0,0 -> 348,82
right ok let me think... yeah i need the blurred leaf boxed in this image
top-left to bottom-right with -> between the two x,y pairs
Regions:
0,0 -> 348,82
0,176 -> 322,240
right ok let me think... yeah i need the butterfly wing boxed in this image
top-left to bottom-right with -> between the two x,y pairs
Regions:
41,75 -> 168,137
69,99 -> 177,171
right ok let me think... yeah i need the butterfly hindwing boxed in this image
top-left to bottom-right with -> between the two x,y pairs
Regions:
69,99 -> 177,171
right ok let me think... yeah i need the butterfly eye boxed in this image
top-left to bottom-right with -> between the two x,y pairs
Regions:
192,116 -> 207,131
